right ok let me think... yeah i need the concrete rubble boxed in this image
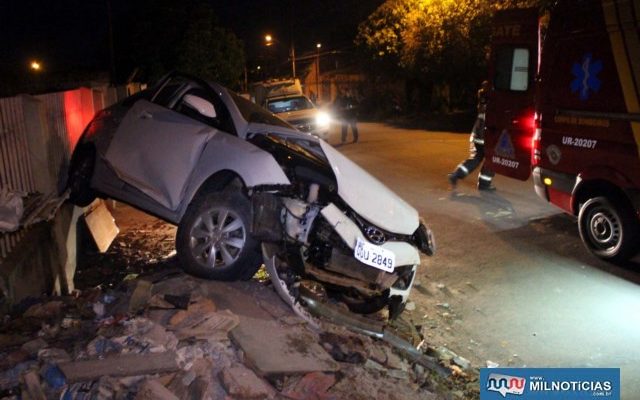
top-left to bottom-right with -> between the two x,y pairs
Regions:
0,212 -> 481,399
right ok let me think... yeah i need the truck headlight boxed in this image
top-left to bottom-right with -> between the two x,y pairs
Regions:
315,111 -> 331,128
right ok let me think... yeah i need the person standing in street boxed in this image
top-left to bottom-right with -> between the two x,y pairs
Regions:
335,88 -> 359,144
448,80 -> 495,191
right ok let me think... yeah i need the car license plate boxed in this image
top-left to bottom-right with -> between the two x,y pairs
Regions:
354,237 -> 395,273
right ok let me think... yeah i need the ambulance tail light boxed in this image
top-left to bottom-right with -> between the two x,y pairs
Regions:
512,110 -> 537,151
531,112 -> 542,166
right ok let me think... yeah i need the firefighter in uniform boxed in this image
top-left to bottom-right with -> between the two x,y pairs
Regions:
448,80 -> 495,191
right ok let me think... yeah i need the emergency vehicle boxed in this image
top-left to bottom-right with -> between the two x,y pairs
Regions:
484,0 -> 640,263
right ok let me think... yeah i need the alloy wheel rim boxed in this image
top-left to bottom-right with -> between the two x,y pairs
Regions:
189,207 -> 246,269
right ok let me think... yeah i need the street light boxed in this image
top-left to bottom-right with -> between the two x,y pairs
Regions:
316,43 -> 321,102
30,60 -> 41,72
264,34 -> 296,78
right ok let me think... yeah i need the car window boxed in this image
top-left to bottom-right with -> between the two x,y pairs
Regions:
152,83 -> 182,107
151,76 -> 191,108
175,87 -> 235,134
494,47 -> 530,92
266,96 -> 314,113
228,91 -> 292,129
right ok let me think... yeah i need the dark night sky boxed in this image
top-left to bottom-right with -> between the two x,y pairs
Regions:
0,0 -> 384,82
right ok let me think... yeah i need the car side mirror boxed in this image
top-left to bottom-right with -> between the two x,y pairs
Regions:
183,94 -> 217,118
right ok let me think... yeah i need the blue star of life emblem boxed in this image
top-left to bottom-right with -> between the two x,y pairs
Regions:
570,53 -> 602,101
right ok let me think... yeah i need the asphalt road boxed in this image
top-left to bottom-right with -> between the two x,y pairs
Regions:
327,122 -> 640,399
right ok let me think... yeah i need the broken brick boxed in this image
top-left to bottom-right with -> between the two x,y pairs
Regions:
24,301 -> 64,319
383,347 -> 404,370
282,371 -> 336,400
21,338 -> 48,356
171,309 -> 239,342
135,379 -> 179,400
129,280 -> 153,313
168,297 -> 217,327
58,352 -> 179,383
220,365 -> 276,399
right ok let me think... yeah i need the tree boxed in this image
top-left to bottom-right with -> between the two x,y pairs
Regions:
356,0 -> 542,111
176,4 -> 245,88
123,0 -> 245,88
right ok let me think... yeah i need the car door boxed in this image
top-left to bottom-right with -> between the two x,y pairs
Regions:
104,82 -> 218,211
484,8 -> 539,180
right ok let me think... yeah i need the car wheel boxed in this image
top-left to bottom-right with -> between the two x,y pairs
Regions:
176,189 -> 261,281
67,146 -> 97,207
578,196 -> 640,263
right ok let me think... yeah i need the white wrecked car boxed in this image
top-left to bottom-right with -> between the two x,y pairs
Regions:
68,72 -> 434,318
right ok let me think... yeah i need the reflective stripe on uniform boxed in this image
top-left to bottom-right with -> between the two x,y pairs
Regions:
458,164 -> 469,174
477,113 -> 486,120
473,138 -> 485,145
479,174 -> 493,182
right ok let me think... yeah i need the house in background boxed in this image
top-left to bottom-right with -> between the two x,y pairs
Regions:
298,51 -> 365,107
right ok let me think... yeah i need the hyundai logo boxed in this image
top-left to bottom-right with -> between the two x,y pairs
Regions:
365,226 -> 386,244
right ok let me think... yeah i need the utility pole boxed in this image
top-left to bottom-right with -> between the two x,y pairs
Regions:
106,0 -> 116,84
316,43 -> 321,101
289,0 -> 295,78
290,43 -> 296,78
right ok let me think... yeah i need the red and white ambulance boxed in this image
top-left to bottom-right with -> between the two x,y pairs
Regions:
484,0 -> 640,263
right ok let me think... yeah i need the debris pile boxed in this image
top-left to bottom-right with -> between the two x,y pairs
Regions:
0,268 -> 482,399
0,207 -> 481,399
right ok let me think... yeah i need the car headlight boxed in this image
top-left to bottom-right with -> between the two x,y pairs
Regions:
315,111 -> 331,128
413,223 -> 436,256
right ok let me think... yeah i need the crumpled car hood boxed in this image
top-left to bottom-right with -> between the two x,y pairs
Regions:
245,123 -> 318,141
247,125 -> 419,235
319,141 -> 419,235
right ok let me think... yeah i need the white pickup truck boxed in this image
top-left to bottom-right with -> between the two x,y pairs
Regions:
251,79 -> 331,140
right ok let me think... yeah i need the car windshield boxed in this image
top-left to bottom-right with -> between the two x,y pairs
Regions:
266,96 -> 314,113
228,91 -> 292,129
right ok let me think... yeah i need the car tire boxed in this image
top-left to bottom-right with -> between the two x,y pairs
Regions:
176,189 -> 262,281
578,196 -> 640,263
67,146 -> 97,207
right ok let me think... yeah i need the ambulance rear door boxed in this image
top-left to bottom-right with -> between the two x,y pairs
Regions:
484,8 -> 539,180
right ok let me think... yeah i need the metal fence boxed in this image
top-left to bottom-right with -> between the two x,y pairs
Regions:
0,83 -> 142,260
0,97 -> 35,258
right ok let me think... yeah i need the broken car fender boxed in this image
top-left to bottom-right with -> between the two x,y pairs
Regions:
178,133 -> 291,218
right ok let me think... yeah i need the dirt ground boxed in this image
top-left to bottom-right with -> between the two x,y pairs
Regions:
0,201 -> 481,399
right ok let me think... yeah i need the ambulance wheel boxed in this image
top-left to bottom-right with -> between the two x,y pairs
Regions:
578,196 -> 640,263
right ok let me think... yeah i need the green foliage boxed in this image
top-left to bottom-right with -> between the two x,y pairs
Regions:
356,0 -> 544,108
176,4 -> 245,88
128,0 -> 244,87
